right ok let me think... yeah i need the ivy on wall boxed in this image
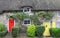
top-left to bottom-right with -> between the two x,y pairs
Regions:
7,11 -> 54,25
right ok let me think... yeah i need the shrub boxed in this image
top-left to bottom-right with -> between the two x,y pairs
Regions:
0,23 -> 8,37
36,26 -> 45,37
0,23 -> 5,31
0,30 -> 8,37
50,28 -> 60,37
11,26 -> 20,37
27,24 -> 36,37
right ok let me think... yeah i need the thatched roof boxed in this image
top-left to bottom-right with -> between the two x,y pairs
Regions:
0,0 -> 60,12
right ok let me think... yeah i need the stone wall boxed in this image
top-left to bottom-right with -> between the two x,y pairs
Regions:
0,12 -> 19,30
52,11 -> 60,22
0,13 -> 8,29
0,11 -> 60,29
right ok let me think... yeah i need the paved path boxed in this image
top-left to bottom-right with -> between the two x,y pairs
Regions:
0,33 -> 53,38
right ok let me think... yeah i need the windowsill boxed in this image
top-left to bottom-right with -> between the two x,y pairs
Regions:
24,12 -> 31,13
22,24 -> 31,26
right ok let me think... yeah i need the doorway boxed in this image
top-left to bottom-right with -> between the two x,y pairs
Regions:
8,19 -> 14,32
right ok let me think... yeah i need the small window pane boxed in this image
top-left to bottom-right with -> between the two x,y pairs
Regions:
23,7 -> 31,12
24,10 -> 28,12
56,11 -> 60,16
24,8 -> 29,12
56,22 -> 60,28
27,20 -> 30,24
24,20 -> 30,24
27,8 -> 29,11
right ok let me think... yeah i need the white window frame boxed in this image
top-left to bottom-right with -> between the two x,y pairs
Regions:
56,11 -> 60,17
23,7 -> 31,13
23,18 -> 31,26
56,21 -> 60,28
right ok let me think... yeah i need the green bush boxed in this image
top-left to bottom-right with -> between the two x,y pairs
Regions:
0,23 -> 5,31
50,28 -> 60,37
27,24 -> 36,37
36,26 -> 45,37
0,23 -> 7,37
11,26 -> 20,37
0,30 -> 7,37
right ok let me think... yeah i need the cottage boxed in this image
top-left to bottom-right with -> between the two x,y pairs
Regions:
0,0 -> 60,36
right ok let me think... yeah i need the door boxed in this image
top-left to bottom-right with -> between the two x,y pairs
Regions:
52,21 -> 56,28
8,19 -> 14,32
43,22 -> 50,36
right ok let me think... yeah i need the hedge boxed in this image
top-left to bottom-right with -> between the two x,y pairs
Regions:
27,24 -> 36,37
36,26 -> 45,37
0,23 -> 8,37
50,28 -> 60,37
0,30 -> 7,37
11,26 -> 20,37
0,23 -> 5,31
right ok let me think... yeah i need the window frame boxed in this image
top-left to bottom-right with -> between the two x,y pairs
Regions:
23,19 -> 31,26
56,11 -> 60,17
56,21 -> 60,28
23,7 -> 31,13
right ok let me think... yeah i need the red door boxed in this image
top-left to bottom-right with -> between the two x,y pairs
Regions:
8,19 -> 14,32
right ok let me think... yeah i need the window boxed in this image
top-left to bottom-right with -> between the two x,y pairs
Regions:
24,20 -> 30,24
56,11 -> 60,17
56,22 -> 60,28
23,7 -> 31,13
24,19 -> 31,25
